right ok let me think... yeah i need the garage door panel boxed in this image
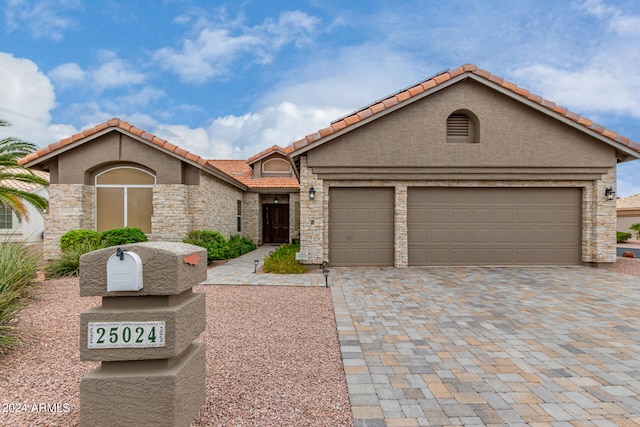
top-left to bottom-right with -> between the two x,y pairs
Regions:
408,187 -> 581,265
329,188 -> 394,266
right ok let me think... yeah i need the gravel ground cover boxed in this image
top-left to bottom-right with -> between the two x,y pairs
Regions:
0,278 -> 351,427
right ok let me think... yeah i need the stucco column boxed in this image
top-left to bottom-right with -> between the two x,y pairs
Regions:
394,185 -> 408,268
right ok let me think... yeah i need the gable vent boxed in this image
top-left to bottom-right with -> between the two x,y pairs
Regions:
447,114 -> 470,137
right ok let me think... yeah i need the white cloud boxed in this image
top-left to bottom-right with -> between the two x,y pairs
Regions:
510,2 -> 640,121
154,10 -> 320,83
48,51 -> 147,94
0,52 -> 75,145
5,0 -> 78,40
48,62 -> 86,88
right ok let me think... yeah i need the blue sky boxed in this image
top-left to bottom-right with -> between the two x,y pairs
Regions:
2,0 -> 640,195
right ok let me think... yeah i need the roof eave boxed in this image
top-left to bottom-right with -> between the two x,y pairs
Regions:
22,127 -> 248,191
290,71 -> 640,161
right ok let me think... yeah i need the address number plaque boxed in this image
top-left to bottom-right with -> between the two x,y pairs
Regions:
87,321 -> 165,349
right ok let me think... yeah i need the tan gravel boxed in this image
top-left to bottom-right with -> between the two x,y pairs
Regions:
610,255 -> 640,277
0,278 -> 352,427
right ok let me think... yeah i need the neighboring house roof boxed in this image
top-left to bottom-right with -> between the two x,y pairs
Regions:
1,168 -> 49,192
617,194 -> 640,211
208,160 -> 299,189
288,64 -> 640,160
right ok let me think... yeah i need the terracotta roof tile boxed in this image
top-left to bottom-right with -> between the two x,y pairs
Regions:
1,168 -> 49,192
287,64 -> 640,157
618,193 -> 640,210
246,145 -> 287,164
208,160 -> 299,189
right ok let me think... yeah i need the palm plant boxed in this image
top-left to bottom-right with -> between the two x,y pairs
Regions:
0,120 -> 48,220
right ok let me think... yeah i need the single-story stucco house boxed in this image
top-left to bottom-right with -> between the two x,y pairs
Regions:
617,193 -> 640,234
20,64 -> 640,266
0,169 -> 49,243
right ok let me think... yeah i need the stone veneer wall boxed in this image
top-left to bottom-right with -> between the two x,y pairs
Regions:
299,157 -> 326,264
289,192 -> 300,241
299,156 -> 618,267
152,184 -> 191,241
243,192 -> 260,245
188,172 -> 244,238
43,184 -> 95,259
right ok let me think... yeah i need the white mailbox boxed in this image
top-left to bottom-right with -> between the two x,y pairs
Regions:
106,248 -> 143,292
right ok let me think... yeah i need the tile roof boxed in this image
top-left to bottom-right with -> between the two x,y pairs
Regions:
0,168 -> 49,192
617,193 -> 640,210
18,118 -> 212,168
246,145 -> 295,164
208,160 -> 299,189
19,118 -> 299,190
288,64 -> 640,156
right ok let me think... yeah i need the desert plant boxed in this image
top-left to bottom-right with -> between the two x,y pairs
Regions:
630,223 -> 640,240
262,243 -> 307,274
0,241 -> 40,354
45,240 -> 105,278
617,231 -> 633,244
183,230 -> 227,263
100,227 -> 148,247
59,229 -> 101,253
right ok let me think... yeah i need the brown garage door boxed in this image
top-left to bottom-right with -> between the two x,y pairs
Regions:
408,187 -> 581,265
329,188 -> 394,266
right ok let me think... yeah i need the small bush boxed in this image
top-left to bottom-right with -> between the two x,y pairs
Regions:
183,230 -> 227,263
60,229 -> 101,253
227,234 -> 257,258
630,223 -> 640,239
262,243 -> 307,274
0,241 -> 40,354
45,240 -> 105,278
100,227 -> 148,247
617,231 -> 633,244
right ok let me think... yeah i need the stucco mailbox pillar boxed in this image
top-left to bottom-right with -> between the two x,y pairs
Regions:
78,242 -> 207,427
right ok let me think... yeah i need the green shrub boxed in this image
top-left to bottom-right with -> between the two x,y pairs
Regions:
630,223 -> 640,239
617,231 -> 633,244
227,234 -> 257,258
100,227 -> 148,247
60,229 -> 101,253
262,243 -> 307,274
0,241 -> 40,354
45,240 -> 105,278
183,230 -> 227,263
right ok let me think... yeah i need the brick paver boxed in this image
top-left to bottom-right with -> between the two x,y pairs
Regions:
202,248 -> 640,426
331,266 -> 640,426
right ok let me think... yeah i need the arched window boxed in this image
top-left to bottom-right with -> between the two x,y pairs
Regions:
95,167 -> 155,233
262,158 -> 291,174
446,110 -> 479,143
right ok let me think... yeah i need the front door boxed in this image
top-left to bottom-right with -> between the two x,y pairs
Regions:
263,204 -> 289,243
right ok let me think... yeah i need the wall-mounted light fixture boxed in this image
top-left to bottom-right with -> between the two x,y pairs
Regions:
309,187 -> 316,200
274,195 -> 279,204
605,187 -> 616,201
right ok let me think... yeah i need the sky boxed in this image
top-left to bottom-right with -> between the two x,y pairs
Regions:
1,0 -> 640,196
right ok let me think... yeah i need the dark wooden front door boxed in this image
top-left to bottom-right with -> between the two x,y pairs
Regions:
263,204 -> 289,243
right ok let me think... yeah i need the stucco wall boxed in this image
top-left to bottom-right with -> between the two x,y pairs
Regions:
307,79 -> 614,171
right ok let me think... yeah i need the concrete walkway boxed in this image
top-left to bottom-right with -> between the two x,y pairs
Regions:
202,251 -> 640,426
202,244 -> 328,287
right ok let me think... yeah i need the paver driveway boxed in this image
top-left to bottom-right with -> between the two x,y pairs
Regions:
330,267 -> 640,427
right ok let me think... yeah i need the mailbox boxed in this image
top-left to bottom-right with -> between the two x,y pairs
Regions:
106,248 -> 143,292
